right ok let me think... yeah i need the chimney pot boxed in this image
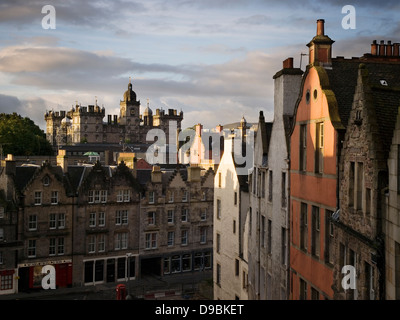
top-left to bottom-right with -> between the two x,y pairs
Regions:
379,41 -> 386,56
393,43 -> 400,57
283,57 -> 294,69
371,40 -> 378,55
316,19 -> 325,36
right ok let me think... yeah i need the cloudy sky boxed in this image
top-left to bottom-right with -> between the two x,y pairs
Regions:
0,0 -> 399,130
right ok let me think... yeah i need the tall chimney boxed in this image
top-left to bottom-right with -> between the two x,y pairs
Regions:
387,41 -> 393,56
394,43 -> 400,57
379,40 -> 385,56
187,165 -> 201,182
57,149 -> 68,173
371,40 -> 378,55
283,57 -> 294,69
151,165 -> 162,183
317,19 -> 325,36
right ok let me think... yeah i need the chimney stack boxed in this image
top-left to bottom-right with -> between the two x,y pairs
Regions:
151,165 -> 162,183
187,165 -> 201,182
394,43 -> 400,57
371,40 -> 378,55
57,149 -> 68,173
387,40 -> 393,56
316,19 -> 325,36
283,57 -> 294,69
379,40 -> 385,56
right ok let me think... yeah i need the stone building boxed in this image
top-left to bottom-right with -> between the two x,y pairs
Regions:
248,57 -> 302,300
332,53 -> 400,299
386,105 -> 400,300
213,128 -> 250,300
45,79 -> 183,148
0,149 -> 214,293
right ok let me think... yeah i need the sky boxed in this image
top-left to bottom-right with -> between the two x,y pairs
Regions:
0,0 -> 399,131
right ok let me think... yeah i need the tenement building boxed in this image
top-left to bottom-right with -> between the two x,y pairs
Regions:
248,57 -> 302,300
0,150 -> 214,294
45,79 -> 183,147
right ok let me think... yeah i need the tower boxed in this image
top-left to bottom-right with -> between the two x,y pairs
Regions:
119,77 -> 140,126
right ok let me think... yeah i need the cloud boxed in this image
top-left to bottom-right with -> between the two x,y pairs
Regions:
236,15 -> 270,26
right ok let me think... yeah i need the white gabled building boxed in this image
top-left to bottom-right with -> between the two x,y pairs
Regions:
213,125 -> 250,300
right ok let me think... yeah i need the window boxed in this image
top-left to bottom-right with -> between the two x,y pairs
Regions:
262,171 -> 266,198
49,214 -> 56,229
28,215 -> 37,231
218,172 -> 222,188
149,191 -> 155,204
145,232 -> 157,249
182,254 -> 192,272
267,219 -> 272,254
365,262 -> 375,300
115,233 -> 128,250
51,191 -> 58,204
216,263 -> 221,286
34,191 -> 42,205
281,172 -> 287,208
200,227 -> 207,244
167,210 -> 174,224
171,255 -> 181,273
116,210 -> 128,225
300,203 -> 308,250
58,237 -> 64,255
356,162 -> 364,210
0,207 -> 3,219
117,190 -> 123,202
217,199 -> 221,219
89,190 -> 107,203
300,278 -> 307,300
181,208 -> 188,222
311,206 -> 320,257
98,212 -> 105,226
235,259 -> 239,276
49,238 -> 56,255
234,192 -> 237,206
58,213 -> 65,229
89,212 -> 96,227
100,190 -> 107,203
182,190 -> 188,202
169,191 -> 174,203
349,162 -> 355,207
325,210 -> 334,265
148,211 -> 156,225
1,274 -> 13,290
88,236 -> 96,253
201,208 -> 207,221
202,191 -> 206,201
168,231 -> 174,246
281,227 -> 287,266
181,230 -> 188,246
299,124 -> 307,172
98,234 -> 105,252
28,240 -> 36,257
0,228 -> 3,241
311,287 -> 319,300
261,216 -> 266,248
217,233 -> 221,253
366,188 -> 371,215
233,220 -> 236,234
268,171 -> 272,201
315,122 -> 324,173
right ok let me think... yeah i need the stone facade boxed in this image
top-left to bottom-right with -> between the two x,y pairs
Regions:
45,80 -> 183,147
0,151 -> 214,293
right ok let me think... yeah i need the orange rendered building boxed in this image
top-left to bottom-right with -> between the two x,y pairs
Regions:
289,20 -> 349,300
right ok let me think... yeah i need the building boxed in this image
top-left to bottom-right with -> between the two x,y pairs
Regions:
0,149 -> 214,294
213,125 -> 250,300
332,45 -> 400,299
289,19 -> 346,300
248,57 -> 302,300
386,105 -> 400,300
45,79 -> 183,148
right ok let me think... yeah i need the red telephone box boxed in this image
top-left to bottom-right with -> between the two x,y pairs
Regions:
116,284 -> 126,300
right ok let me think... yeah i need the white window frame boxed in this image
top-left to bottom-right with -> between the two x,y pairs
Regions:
34,191 -> 42,205
28,215 -> 37,231
167,210 -> 174,224
168,231 -> 174,247
181,230 -> 188,246
51,191 -> 58,205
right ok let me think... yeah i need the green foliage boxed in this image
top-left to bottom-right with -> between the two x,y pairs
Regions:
0,113 -> 54,156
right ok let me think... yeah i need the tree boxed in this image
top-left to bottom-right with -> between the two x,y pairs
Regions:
0,113 -> 54,157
